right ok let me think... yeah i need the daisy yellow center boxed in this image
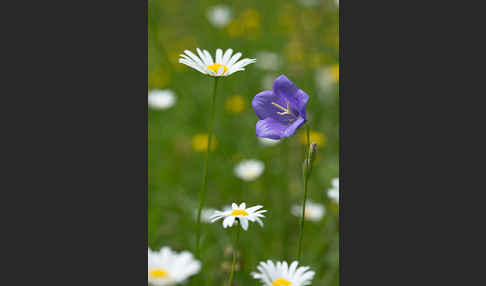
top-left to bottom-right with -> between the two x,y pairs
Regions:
207,63 -> 228,74
150,269 -> 168,278
273,278 -> 291,286
230,210 -> 248,216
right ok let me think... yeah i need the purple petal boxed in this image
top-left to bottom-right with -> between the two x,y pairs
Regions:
283,116 -> 305,138
252,90 -> 274,120
295,89 -> 309,120
255,118 -> 289,139
252,90 -> 292,121
273,75 -> 299,107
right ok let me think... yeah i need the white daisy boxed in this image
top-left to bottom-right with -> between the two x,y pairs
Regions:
255,51 -> 282,71
148,89 -> 177,110
179,48 -> 256,77
291,200 -> 326,222
258,137 -> 281,146
148,247 -> 201,286
234,159 -> 265,181
206,5 -> 232,28
209,202 -> 267,231
328,177 -> 339,203
251,260 -> 315,286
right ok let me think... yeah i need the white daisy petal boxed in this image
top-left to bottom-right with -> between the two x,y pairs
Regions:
223,216 -> 235,228
179,59 -> 205,74
289,261 -> 299,277
230,58 -> 257,73
184,50 -> 205,68
195,48 -> 210,67
240,217 -> 249,230
222,48 -> 233,65
255,217 -> 264,227
215,48 -> 223,64
246,205 -> 263,212
203,49 -> 214,65
227,52 -> 242,66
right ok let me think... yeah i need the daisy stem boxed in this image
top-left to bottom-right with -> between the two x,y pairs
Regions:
297,123 -> 311,261
227,225 -> 241,286
196,77 -> 219,258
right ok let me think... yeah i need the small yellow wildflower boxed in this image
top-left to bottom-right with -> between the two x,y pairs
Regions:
225,95 -> 246,114
300,130 -> 326,147
227,19 -> 243,38
241,9 -> 260,29
192,133 -> 217,152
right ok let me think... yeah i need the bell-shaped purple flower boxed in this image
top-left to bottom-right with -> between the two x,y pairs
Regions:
252,75 -> 309,139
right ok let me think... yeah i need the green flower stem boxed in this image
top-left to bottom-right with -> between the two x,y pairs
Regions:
297,123 -> 311,261
195,77 -> 219,258
227,226 -> 241,286
281,139 -> 290,260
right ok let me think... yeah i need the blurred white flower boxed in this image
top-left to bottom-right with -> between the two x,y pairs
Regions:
148,247 -> 201,286
194,208 -> 217,223
315,65 -> 339,94
261,73 -> 277,90
210,202 -> 267,231
148,89 -> 177,110
328,177 -> 339,203
234,159 -> 265,181
291,200 -> 326,222
206,5 -> 232,28
255,51 -> 281,71
179,48 -> 256,77
258,137 -> 281,146
252,260 -> 315,286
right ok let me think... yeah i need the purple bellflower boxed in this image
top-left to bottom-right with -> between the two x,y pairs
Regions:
252,75 -> 309,139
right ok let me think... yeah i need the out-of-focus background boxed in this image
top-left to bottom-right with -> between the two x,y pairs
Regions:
148,0 -> 339,285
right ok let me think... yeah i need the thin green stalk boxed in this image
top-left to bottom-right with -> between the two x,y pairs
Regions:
297,124 -> 311,260
227,226 -> 241,286
281,139 -> 290,260
195,77 -> 219,257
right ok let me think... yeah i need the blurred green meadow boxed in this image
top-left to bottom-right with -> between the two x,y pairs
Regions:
148,0 -> 339,285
